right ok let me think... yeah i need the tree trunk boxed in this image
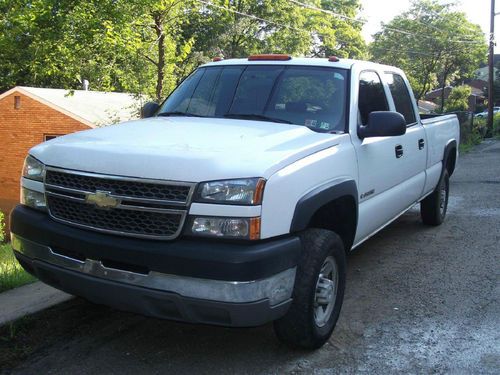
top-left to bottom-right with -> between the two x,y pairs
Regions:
154,13 -> 165,102
440,69 -> 449,113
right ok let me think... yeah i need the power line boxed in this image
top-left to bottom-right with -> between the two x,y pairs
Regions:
285,0 -> 448,47
195,0 -> 441,58
288,0 -> 366,25
372,46 -> 440,58
289,0 -> 485,46
196,0 -> 303,32
379,21 -> 484,45
424,6 -> 481,34
198,0 -> 483,48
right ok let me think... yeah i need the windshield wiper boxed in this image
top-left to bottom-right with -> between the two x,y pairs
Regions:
157,111 -> 205,118
224,113 -> 293,124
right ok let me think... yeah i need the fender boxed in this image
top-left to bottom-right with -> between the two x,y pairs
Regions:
442,139 -> 457,178
290,178 -> 358,233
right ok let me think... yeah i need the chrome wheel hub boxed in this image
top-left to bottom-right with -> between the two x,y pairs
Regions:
314,256 -> 338,327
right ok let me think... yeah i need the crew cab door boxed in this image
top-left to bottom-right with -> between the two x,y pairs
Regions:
351,69 -> 426,245
383,71 -> 427,202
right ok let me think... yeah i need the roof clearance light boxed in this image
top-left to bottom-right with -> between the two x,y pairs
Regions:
248,54 -> 292,61
328,56 -> 340,62
212,57 -> 224,62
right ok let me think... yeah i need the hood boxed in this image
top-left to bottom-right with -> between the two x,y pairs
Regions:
31,117 -> 341,182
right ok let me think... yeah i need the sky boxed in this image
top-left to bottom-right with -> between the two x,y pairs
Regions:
360,0 -> 493,48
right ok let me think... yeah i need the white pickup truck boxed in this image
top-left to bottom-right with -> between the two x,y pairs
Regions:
11,55 -> 459,349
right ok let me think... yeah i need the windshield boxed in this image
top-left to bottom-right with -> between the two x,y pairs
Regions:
158,65 -> 348,132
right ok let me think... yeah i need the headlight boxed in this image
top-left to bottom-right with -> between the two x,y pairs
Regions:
196,178 -> 265,205
22,155 -> 45,182
21,187 -> 47,211
189,216 -> 261,240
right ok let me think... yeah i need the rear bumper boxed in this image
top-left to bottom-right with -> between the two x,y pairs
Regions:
10,206 -> 301,326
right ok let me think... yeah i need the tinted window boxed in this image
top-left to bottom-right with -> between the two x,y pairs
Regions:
266,67 -> 347,131
385,73 -> 416,125
158,65 -> 348,132
161,69 -> 204,113
186,68 -> 222,116
229,66 -> 284,114
358,71 -> 389,125
212,67 -> 247,116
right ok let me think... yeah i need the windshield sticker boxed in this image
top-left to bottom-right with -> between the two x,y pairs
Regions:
319,122 -> 330,130
305,119 -> 317,127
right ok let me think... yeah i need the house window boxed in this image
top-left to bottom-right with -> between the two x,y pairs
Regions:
14,96 -> 21,109
44,134 -> 62,141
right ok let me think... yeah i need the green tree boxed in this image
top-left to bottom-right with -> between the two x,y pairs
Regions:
443,85 -> 471,112
0,0 -> 149,93
0,0 -> 366,101
369,0 -> 487,103
183,0 -> 366,60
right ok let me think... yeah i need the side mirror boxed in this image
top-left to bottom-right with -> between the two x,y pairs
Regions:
141,102 -> 160,118
358,111 -> 406,139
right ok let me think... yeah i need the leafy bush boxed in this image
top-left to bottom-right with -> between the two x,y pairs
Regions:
494,113 -> 500,136
0,211 -> 4,243
460,116 -> 487,153
444,86 -> 471,113
473,117 -> 487,137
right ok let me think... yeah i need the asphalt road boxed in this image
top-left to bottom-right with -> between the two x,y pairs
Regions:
3,140 -> 500,374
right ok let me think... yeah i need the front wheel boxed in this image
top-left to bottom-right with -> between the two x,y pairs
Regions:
273,229 -> 346,349
421,169 -> 450,226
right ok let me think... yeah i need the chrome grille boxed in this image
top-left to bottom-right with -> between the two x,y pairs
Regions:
47,196 -> 183,238
44,168 -> 194,240
45,170 -> 191,203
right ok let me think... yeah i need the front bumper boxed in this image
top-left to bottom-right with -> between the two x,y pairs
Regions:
10,206 -> 301,327
11,206 -> 300,281
13,249 -> 293,327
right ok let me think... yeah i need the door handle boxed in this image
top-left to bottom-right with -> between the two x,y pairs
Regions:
418,139 -> 425,150
395,145 -> 404,158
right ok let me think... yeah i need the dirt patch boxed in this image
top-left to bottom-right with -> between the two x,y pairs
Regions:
0,299 -> 138,373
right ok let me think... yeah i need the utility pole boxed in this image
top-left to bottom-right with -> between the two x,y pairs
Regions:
487,0 -> 496,135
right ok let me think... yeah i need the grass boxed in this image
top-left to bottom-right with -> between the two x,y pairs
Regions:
459,141 -> 478,154
0,243 -> 36,293
459,117 -> 485,154
459,135 -> 482,153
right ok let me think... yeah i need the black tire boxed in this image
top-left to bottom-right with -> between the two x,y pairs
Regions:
273,228 -> 346,349
421,169 -> 449,226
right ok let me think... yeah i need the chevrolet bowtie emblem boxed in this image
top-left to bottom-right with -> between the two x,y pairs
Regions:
85,190 -> 119,209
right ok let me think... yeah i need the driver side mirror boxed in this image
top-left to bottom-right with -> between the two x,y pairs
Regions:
141,102 -> 160,118
358,111 -> 406,139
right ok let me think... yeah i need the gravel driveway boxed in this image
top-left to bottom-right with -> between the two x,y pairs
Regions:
2,140 -> 499,374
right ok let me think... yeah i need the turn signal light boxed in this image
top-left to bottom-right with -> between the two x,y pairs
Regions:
249,217 -> 261,240
253,179 -> 266,205
248,54 -> 292,61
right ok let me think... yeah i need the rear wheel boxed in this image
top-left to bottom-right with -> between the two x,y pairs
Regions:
421,169 -> 449,226
273,229 -> 346,349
